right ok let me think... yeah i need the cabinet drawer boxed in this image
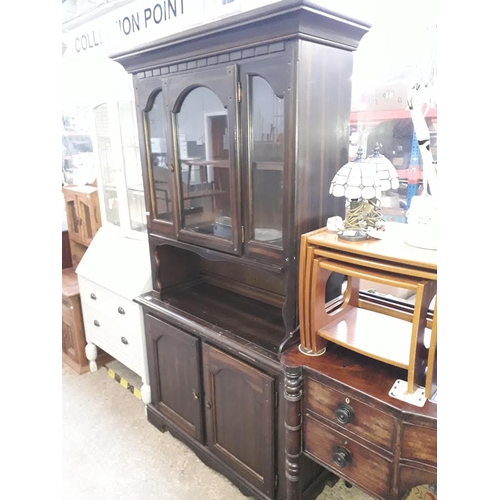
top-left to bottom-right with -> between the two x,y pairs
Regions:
401,424 -> 437,466
304,413 -> 392,499
78,278 -> 140,323
82,303 -> 145,377
304,377 -> 395,452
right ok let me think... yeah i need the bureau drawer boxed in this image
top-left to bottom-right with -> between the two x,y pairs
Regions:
78,278 -> 141,324
304,413 -> 392,499
400,423 -> 437,466
304,377 -> 395,452
81,303 -> 145,377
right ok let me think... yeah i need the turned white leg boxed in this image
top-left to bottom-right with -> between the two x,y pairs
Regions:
141,383 -> 151,405
85,342 -> 98,372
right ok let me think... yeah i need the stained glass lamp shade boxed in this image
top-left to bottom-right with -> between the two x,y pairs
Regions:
329,145 -> 399,240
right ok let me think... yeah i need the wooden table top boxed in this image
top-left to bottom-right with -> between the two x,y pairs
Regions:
62,267 -> 80,298
307,224 -> 437,271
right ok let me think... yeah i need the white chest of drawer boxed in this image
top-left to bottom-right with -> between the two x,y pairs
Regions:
76,227 -> 152,404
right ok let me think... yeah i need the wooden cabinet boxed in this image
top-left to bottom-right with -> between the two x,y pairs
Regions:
62,268 -> 88,374
113,0 -> 370,335
143,311 -> 277,498
282,345 -> 437,500
63,185 -> 101,246
112,1 -> 371,499
62,187 -> 103,374
139,296 -> 327,500
63,185 -> 102,267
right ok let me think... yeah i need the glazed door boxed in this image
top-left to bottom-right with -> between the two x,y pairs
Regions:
77,193 -> 100,246
240,56 -> 291,264
165,65 -> 241,255
137,78 -> 178,238
202,344 -> 276,497
93,101 -> 147,235
144,313 -> 204,442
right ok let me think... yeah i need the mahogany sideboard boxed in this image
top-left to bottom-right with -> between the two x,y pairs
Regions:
281,344 -> 437,500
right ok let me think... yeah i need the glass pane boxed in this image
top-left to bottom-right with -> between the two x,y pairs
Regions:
94,103 -> 120,227
176,87 -> 232,239
119,101 -> 147,233
249,76 -> 283,247
147,92 -> 172,222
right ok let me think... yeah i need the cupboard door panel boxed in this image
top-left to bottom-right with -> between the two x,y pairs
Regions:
203,344 -> 275,497
145,313 -> 204,442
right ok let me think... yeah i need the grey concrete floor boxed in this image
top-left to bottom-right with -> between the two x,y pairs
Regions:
62,360 -> 374,500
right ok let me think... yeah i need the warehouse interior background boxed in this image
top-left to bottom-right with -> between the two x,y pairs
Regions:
0,2 -> 498,499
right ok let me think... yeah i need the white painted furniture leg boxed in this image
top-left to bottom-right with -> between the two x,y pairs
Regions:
85,342 -> 98,372
141,383 -> 151,405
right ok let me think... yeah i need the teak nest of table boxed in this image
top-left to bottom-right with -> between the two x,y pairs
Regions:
298,225 -> 437,397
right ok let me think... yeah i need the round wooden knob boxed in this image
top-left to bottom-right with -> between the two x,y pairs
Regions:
335,403 -> 355,425
332,446 -> 352,468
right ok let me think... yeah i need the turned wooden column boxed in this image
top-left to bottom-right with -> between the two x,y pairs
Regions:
284,364 -> 303,500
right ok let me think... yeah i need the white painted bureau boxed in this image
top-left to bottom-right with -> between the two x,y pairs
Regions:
76,226 -> 152,404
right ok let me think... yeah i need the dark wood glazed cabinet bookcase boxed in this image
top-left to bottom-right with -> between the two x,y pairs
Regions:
111,1 -> 370,499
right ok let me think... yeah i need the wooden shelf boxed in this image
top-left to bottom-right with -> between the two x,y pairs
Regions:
254,161 -> 283,171
318,307 -> 427,369
183,188 -> 226,200
180,158 -> 230,168
157,281 -> 285,355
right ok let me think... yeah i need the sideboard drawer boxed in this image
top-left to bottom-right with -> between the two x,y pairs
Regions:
401,424 -> 437,466
304,413 -> 393,499
304,377 -> 395,452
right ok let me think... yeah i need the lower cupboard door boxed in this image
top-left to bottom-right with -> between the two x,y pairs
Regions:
145,313 -> 204,442
203,343 -> 276,498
